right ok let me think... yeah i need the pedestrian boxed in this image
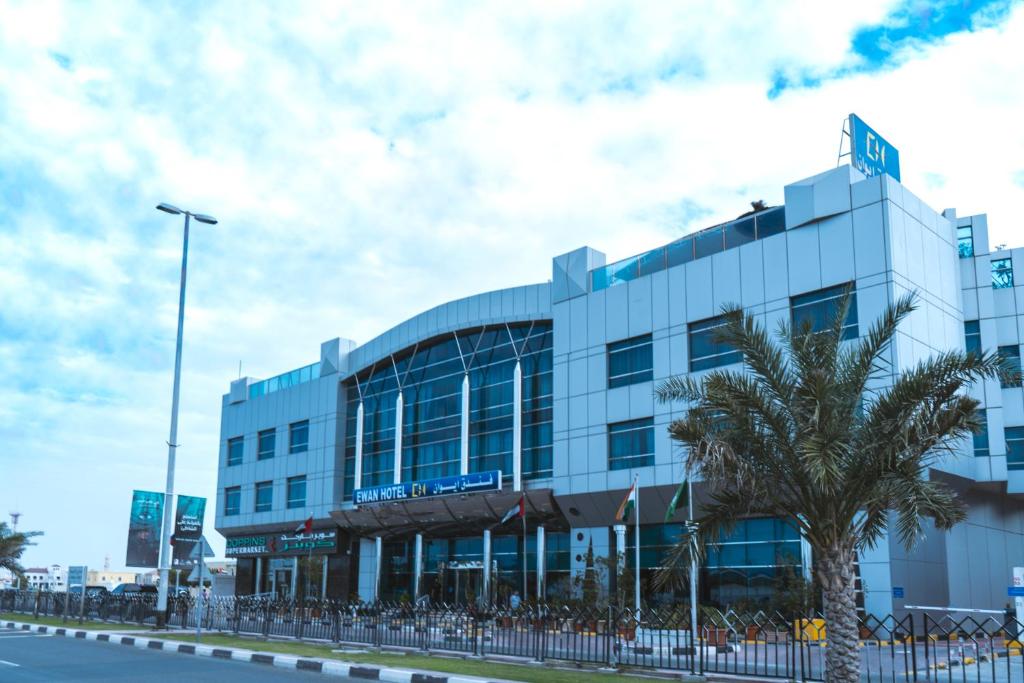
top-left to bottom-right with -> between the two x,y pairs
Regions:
510,590 -> 521,610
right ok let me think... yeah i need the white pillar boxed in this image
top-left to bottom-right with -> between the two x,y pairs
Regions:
414,534 -> 423,601
536,525 -> 545,601
460,374 -> 470,475
290,557 -> 299,598
482,529 -> 492,606
374,536 -> 383,601
255,557 -> 263,595
394,392 -> 404,484
512,361 -> 522,489
354,401 -> 364,491
614,524 -> 627,588
321,555 -> 328,599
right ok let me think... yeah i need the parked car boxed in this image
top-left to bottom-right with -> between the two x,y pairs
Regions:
110,583 -> 157,596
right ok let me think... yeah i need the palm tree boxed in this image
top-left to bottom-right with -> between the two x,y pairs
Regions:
0,522 -> 42,586
655,292 -> 1002,683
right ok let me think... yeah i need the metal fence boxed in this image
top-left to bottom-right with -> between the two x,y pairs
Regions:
4,590 -> 1024,681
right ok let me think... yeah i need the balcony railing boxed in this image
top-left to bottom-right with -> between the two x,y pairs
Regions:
248,361 -> 321,399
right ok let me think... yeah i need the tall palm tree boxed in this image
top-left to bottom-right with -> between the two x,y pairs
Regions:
655,292 -> 1002,683
0,522 -> 41,585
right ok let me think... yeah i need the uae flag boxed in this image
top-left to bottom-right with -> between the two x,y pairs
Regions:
500,495 -> 525,525
295,515 -> 313,535
615,480 -> 637,523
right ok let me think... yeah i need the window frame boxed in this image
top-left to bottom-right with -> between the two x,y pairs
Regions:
992,257 -> 1014,289
957,224 -> 974,258
1005,426 -> 1024,471
998,345 -> 1022,388
688,316 -> 742,372
254,480 -> 273,513
607,334 -> 654,389
964,320 -> 981,356
224,486 -> 241,516
286,475 -> 307,509
974,409 -> 989,458
226,436 -> 244,467
790,283 -> 858,340
289,420 -> 310,454
608,417 -> 655,471
257,428 -> 276,460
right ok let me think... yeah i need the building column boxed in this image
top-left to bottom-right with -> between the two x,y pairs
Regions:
374,536 -> 383,602
321,555 -> 328,599
482,529 -> 492,606
255,557 -> 263,595
614,524 -> 627,593
460,374 -> 470,475
536,525 -> 545,601
290,557 -> 299,598
394,393 -> 404,484
413,533 -> 423,602
354,401 -> 364,490
512,361 -> 522,490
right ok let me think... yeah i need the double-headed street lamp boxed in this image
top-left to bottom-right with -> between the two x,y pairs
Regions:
154,202 -> 217,625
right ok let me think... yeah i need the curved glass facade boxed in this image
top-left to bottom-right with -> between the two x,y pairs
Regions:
343,321 -> 552,499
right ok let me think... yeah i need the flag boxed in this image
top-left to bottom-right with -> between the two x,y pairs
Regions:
500,495 -> 525,525
664,479 -> 688,522
295,515 -> 313,535
615,480 -> 637,523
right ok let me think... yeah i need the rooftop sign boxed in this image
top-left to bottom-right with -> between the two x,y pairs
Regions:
849,113 -> 900,181
353,470 -> 502,506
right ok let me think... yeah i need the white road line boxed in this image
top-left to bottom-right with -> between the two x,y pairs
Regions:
0,633 -> 51,638
0,659 -> 20,667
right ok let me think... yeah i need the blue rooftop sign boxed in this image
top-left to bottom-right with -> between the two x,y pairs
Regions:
849,113 -> 900,181
354,470 -> 502,506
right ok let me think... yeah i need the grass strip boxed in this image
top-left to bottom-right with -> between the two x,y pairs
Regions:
157,632 -> 666,683
0,611 -> 148,632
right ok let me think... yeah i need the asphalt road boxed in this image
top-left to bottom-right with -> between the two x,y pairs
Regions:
0,629 -> 346,681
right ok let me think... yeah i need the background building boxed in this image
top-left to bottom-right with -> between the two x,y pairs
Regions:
215,162 -> 1024,618
86,570 -> 139,589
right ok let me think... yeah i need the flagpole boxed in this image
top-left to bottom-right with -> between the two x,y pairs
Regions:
634,475 -> 640,621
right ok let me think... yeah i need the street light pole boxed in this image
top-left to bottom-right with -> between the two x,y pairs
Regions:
154,203 -> 217,626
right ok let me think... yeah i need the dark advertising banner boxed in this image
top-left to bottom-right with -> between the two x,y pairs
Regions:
126,490 -> 164,568
171,495 -> 206,567
353,470 -> 501,506
225,530 -> 337,557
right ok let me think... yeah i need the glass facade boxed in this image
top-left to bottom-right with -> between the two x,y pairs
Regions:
607,334 -> 653,389
957,224 -> 974,258
965,320 -> 981,356
249,361 -> 321,399
343,322 -> 553,494
289,420 -> 309,454
254,481 -> 273,512
993,258 -> 1014,289
608,418 -> 655,470
1006,427 -> 1024,471
224,486 -> 240,516
999,345 -> 1022,388
287,475 -> 306,509
227,437 -> 243,467
689,316 -> 742,372
790,283 -> 858,340
591,206 -> 786,291
974,409 -> 989,458
258,428 -> 276,460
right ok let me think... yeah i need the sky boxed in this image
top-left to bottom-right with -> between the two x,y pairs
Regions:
1,0 -> 1023,573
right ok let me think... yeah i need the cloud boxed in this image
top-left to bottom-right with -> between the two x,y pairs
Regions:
0,0 -> 1022,569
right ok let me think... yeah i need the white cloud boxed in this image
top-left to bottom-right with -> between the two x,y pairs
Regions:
0,0 -> 1021,568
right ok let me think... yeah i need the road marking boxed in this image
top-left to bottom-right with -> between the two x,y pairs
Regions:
0,633 -> 51,638
0,659 -> 20,667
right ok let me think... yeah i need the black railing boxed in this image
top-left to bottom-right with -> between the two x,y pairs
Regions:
3,590 -> 1024,681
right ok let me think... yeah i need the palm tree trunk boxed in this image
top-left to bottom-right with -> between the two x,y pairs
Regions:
817,544 -> 860,683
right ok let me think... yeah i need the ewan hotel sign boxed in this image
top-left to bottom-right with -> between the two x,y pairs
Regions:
226,530 -> 337,557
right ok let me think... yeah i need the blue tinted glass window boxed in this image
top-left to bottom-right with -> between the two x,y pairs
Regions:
227,437 -> 243,467
402,337 -> 463,482
724,217 -> 755,249
637,248 -> 666,277
957,224 -> 973,258
608,417 -> 654,470
254,481 -> 273,513
286,475 -> 306,509
607,334 -> 653,389
361,364 -> 400,488
342,386 -> 359,501
755,207 -> 785,238
993,258 -> 1014,289
689,316 -> 742,372
999,346 -> 1022,388
1005,426 -> 1024,471
974,409 -> 989,458
258,429 -> 276,460
790,283 -> 858,339
289,420 -> 309,454
520,325 -> 553,479
694,227 -> 724,259
666,238 -> 694,267
224,487 -> 240,516
965,320 -> 981,355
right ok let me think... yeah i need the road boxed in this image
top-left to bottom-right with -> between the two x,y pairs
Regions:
0,628 -> 347,681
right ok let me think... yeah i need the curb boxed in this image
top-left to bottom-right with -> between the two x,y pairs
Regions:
0,620 -> 505,683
